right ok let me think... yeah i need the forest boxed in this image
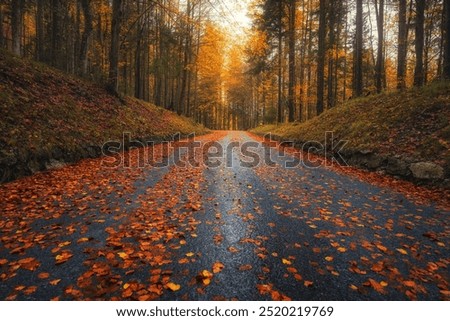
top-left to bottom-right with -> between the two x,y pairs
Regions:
1,0 -> 449,129
1,0 -> 450,306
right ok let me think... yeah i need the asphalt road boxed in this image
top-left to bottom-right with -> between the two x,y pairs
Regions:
0,131 -> 448,300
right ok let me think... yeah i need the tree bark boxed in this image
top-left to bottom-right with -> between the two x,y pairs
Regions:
414,0 -> 425,87
108,0 -> 123,94
444,0 -> 450,78
277,0 -> 283,123
288,0 -> 296,122
353,0 -> 364,97
397,0 -> 407,89
375,0 -> 384,93
79,0 -> 93,76
11,0 -> 24,56
1,3 -> 5,48
316,0 -> 327,115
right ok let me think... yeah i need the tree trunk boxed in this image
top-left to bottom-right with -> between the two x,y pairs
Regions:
79,0 -> 93,76
353,0 -> 364,97
0,4 -> 5,48
444,0 -> 450,78
11,0 -> 24,56
414,0 -> 425,87
397,0 -> 407,89
316,0 -> 327,116
327,0 -> 338,108
287,0 -> 296,122
277,0 -> 283,123
108,0 -> 123,94
51,0 -> 61,67
375,0 -> 384,93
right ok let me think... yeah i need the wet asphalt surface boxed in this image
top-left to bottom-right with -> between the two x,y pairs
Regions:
0,131 -> 448,300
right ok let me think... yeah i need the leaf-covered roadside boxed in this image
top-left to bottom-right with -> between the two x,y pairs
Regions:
0,49 -> 207,183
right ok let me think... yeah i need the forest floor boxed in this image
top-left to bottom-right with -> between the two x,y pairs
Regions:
0,49 -> 207,183
251,82 -> 450,187
0,131 -> 448,301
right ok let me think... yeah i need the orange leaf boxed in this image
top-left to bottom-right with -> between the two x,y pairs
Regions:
282,258 -> 292,265
166,282 -> 181,291
368,278 -> 385,294
287,267 -> 297,274
304,281 -> 314,287
49,279 -> 61,286
23,286 -> 37,295
38,272 -> 50,279
239,264 -> 252,271
403,280 -> 416,287
212,262 -> 224,274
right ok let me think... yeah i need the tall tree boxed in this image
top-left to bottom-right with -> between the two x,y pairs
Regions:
0,3 -> 6,48
374,0 -> 385,93
397,0 -> 408,89
108,0 -> 123,94
287,0 -> 296,122
277,0 -> 284,123
79,0 -> 93,76
414,0 -> 425,87
316,0 -> 327,115
444,0 -> 450,78
11,0 -> 25,56
353,0 -> 364,97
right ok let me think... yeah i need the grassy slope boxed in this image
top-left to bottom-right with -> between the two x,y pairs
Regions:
0,50 -> 207,180
252,82 -> 450,171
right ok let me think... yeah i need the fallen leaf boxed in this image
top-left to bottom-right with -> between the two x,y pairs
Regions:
49,279 -> 61,286
239,264 -> 252,271
38,272 -> 50,279
287,267 -> 297,274
282,258 -> 292,265
396,248 -> 408,255
18,257 -> 40,271
368,278 -> 385,294
213,262 -> 224,274
55,251 -> 73,265
304,281 -> 314,287
376,244 -> 388,253
404,280 -> 416,287
166,282 -> 181,292
23,286 -> 37,295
